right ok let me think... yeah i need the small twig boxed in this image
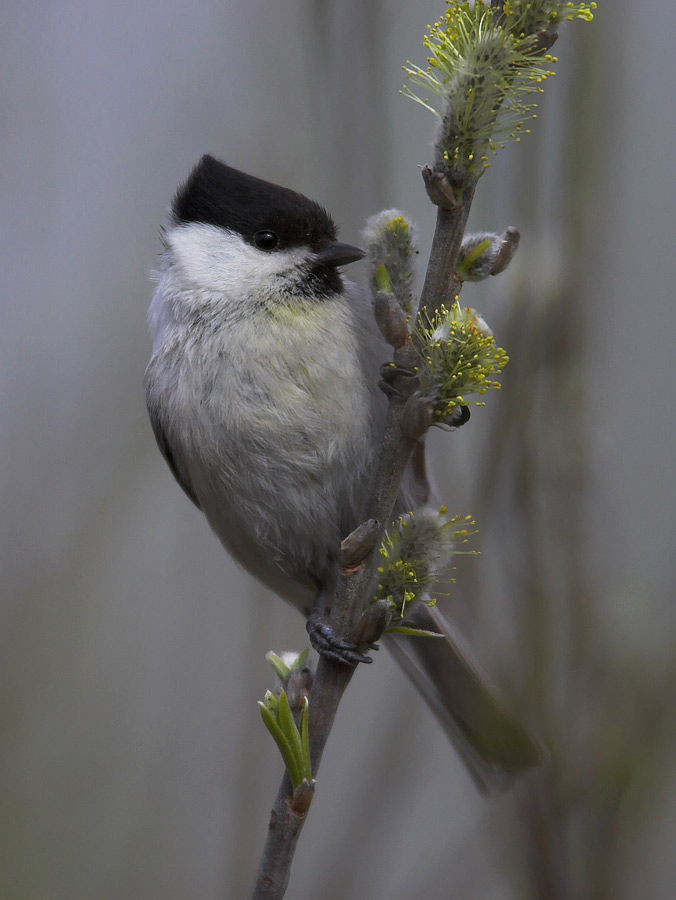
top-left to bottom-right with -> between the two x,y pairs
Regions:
249,547 -> 375,899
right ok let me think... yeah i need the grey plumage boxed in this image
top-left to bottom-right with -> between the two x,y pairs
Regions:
145,156 -> 540,792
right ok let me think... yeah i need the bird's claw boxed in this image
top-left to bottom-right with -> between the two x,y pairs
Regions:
306,613 -> 374,666
379,362 -> 418,399
380,362 -> 417,381
378,379 -> 399,398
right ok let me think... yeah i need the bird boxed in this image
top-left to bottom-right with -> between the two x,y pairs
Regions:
144,154 -> 540,792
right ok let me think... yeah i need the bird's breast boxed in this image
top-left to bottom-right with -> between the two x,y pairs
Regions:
171,294 -> 376,570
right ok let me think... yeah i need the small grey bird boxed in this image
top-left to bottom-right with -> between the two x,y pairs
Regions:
144,155 -> 540,792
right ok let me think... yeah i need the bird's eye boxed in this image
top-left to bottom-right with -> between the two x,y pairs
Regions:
253,230 -> 280,251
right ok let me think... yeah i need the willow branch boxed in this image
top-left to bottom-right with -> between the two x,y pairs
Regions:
249,534 -> 378,900
248,167 -> 479,900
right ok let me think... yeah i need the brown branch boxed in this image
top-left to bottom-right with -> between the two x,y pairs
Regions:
417,175 -> 476,323
248,165 -> 479,900
249,543 -> 378,899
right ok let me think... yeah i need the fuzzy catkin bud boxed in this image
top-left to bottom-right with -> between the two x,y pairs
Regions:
402,2 -> 595,184
373,507 -> 468,621
362,209 -> 418,312
416,302 -> 508,426
457,227 -> 520,281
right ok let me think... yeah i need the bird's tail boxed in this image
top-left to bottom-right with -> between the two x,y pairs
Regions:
384,601 -> 543,794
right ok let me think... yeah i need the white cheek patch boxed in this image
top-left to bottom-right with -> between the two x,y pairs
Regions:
167,222 -> 309,297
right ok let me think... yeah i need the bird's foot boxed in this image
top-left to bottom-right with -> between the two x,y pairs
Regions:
378,362 -> 418,399
306,612 -> 376,666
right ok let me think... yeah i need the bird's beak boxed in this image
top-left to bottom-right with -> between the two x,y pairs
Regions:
314,242 -> 365,268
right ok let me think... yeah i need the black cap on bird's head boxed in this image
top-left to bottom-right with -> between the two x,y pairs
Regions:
172,155 -> 364,268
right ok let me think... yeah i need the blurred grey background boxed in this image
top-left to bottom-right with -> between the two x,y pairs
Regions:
3,2 -> 676,898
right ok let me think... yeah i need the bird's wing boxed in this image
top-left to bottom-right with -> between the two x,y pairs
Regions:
146,402 -> 201,510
